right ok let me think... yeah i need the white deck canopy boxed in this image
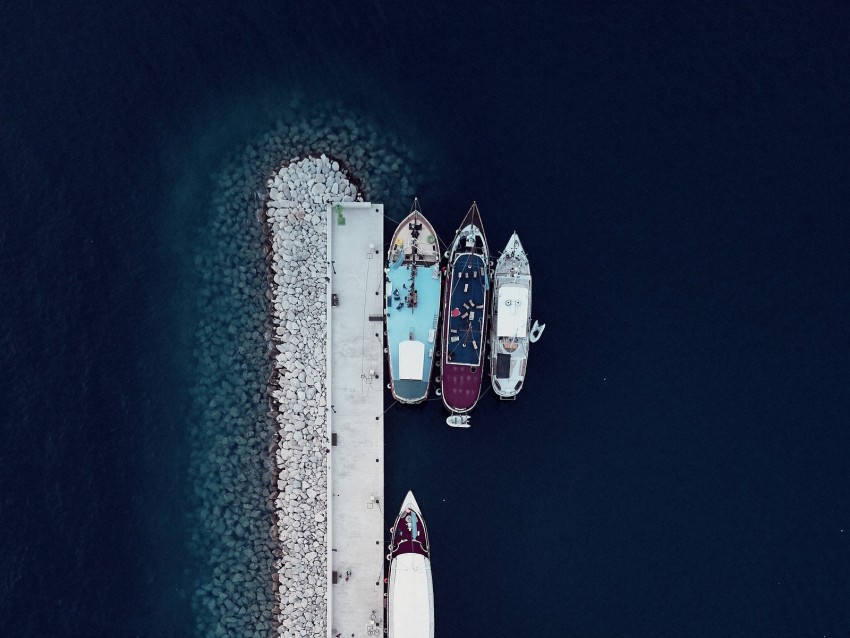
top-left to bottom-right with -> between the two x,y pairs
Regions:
398,340 -> 425,380
388,553 -> 434,638
496,285 -> 529,338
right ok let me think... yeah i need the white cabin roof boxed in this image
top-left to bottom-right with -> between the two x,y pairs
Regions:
399,340 -> 425,380
496,285 -> 529,337
388,553 -> 435,638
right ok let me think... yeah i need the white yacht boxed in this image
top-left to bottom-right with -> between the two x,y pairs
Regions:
489,232 -> 544,399
387,491 -> 434,638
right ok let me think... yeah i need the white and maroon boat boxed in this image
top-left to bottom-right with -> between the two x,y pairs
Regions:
440,202 -> 490,415
387,491 -> 434,638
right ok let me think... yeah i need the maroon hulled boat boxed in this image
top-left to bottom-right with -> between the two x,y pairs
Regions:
439,203 -> 490,415
387,491 -> 434,637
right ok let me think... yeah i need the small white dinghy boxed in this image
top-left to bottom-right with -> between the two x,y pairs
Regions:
528,320 -> 546,343
446,414 -> 471,428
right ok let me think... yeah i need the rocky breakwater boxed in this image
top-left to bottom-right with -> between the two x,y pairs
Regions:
265,154 -> 360,637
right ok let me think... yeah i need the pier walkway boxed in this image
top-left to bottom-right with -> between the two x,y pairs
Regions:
327,201 -> 386,638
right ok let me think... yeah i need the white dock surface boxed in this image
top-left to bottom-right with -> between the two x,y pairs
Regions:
327,202 -> 386,638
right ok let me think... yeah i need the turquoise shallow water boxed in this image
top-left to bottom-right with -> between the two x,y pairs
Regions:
2,2 -> 850,637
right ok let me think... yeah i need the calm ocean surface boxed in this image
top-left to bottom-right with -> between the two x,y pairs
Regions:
2,2 -> 849,636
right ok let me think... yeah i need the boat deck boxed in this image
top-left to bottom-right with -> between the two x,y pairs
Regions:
445,253 -> 487,365
385,262 -> 441,402
441,250 -> 489,413
389,213 -> 440,265
328,202 -> 386,638
389,507 -> 430,559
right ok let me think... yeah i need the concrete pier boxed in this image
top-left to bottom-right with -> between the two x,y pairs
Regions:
327,201 -> 386,638
265,155 -> 388,637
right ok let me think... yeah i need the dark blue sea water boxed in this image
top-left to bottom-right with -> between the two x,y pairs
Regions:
2,2 -> 849,636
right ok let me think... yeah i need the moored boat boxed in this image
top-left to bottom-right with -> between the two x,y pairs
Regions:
489,232 -> 543,399
385,199 -> 442,404
445,414 -> 471,428
440,202 -> 490,414
387,491 -> 434,638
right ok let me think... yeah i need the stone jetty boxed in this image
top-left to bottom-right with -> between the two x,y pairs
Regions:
265,155 -> 359,637
183,97 -> 434,637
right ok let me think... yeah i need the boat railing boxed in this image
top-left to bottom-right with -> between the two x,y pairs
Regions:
414,252 -> 440,265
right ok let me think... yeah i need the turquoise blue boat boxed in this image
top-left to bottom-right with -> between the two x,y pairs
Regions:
384,200 -> 442,404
